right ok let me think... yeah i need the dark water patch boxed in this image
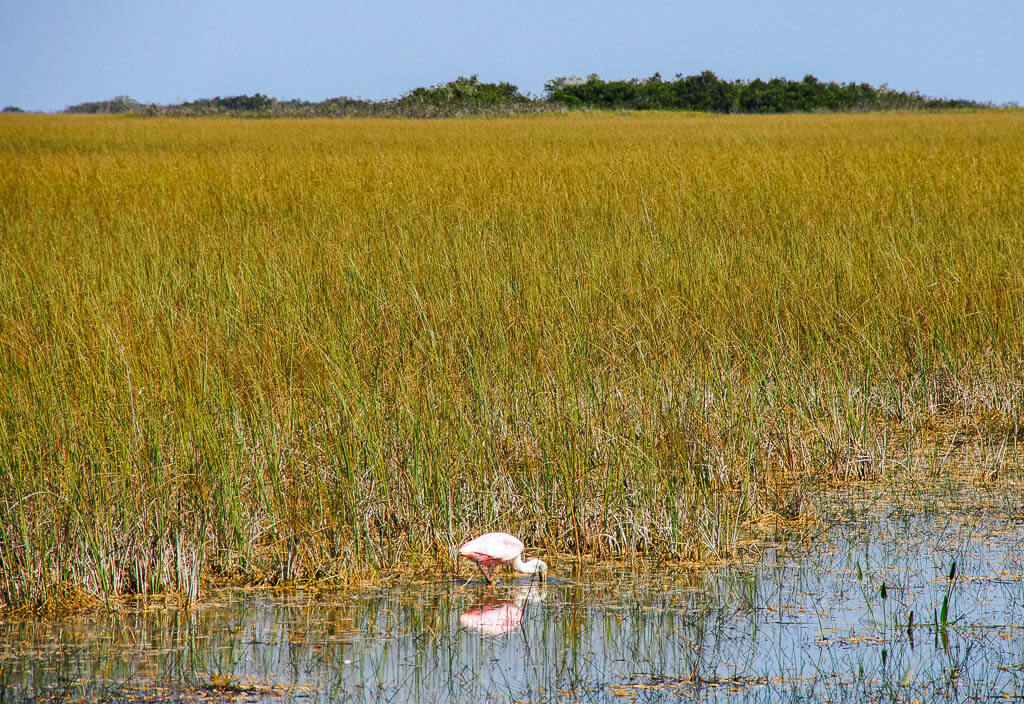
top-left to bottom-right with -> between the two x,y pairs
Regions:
2,486 -> 1023,703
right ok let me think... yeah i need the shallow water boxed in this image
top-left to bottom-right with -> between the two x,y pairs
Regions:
2,485 -> 1023,703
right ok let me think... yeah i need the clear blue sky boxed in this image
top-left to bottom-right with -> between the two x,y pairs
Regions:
2,0 -> 1021,112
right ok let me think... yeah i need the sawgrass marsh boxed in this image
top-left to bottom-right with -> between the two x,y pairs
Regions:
1,111 -> 1022,611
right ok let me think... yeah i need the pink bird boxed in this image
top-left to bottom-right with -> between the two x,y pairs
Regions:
458,532 -> 548,584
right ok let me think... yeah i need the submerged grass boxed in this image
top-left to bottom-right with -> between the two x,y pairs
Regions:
1,111 -> 1023,611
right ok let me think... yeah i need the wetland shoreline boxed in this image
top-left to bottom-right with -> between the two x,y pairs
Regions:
2,475 -> 1021,703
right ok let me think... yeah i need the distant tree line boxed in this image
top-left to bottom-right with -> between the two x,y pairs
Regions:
544,71 -> 980,112
59,72 -> 985,118
59,77 -> 552,118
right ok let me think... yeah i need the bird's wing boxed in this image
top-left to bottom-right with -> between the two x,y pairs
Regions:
459,532 -> 524,561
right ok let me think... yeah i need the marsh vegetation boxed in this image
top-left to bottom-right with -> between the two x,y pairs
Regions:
1,111 -> 1023,612
1,477 -> 1021,702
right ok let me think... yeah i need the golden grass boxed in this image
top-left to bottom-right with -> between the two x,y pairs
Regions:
1,111 -> 1022,611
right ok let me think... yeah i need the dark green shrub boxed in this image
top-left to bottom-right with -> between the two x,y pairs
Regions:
546,71 -> 980,113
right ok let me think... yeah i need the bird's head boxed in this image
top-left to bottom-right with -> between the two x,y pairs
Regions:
534,558 -> 548,580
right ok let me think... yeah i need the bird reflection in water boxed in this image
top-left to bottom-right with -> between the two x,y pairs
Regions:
458,583 -> 547,636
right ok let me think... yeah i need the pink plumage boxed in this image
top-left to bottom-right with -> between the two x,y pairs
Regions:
458,532 -> 546,583
459,532 -> 524,566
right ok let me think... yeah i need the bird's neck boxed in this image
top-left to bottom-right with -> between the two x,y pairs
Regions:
512,556 -> 542,575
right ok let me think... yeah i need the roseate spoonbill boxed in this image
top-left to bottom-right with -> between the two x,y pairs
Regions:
458,532 -> 547,584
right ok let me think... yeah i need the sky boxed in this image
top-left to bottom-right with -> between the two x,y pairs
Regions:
1,0 -> 1021,112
